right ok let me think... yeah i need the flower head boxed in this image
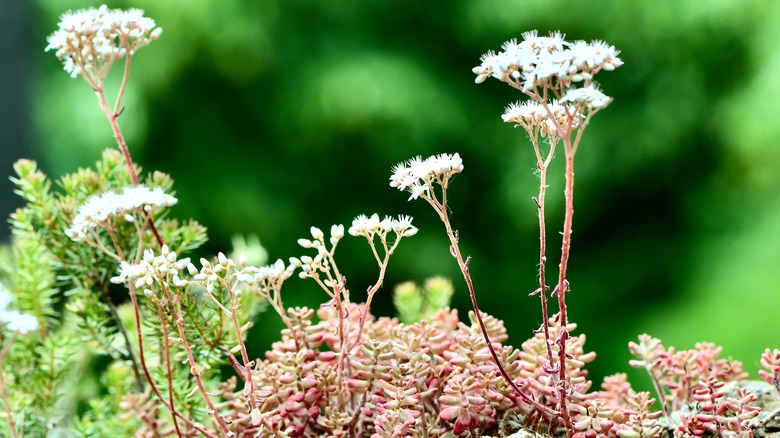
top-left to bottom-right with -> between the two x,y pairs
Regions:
390,153 -> 463,201
250,259 -> 296,286
561,84 -> 612,110
66,185 -> 177,242
502,100 -> 579,138
472,31 -> 622,92
348,213 -> 418,238
46,5 -> 161,80
109,245 -> 190,292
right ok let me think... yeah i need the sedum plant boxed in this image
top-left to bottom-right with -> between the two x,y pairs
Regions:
0,4 -> 778,438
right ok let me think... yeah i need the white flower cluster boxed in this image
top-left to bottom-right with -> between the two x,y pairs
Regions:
290,225 -> 345,280
111,245 -> 297,299
188,252 -> 295,295
297,225 -> 345,251
248,259 -> 296,286
66,185 -> 177,242
110,245 -> 190,296
472,31 -> 622,109
502,100 -> 579,138
288,253 -> 326,281
389,153 -> 464,201
46,4 -> 162,79
0,282 -> 39,334
348,213 -> 418,238
473,31 -> 622,87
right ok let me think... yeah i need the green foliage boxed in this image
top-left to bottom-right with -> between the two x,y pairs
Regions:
74,362 -> 146,436
0,328 -> 79,436
0,148 -> 217,434
2,236 -> 58,328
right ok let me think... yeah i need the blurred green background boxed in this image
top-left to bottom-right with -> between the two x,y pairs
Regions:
3,0 -> 780,393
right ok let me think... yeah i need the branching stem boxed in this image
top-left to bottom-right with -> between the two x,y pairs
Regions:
154,298 -> 184,438
174,315 -> 232,435
93,58 -> 164,248
351,236 -> 400,351
128,284 -> 217,438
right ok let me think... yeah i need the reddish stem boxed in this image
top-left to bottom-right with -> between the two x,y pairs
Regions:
535,160 -> 556,370
226,292 -> 260,422
155,301 -> 184,438
554,141 -> 575,435
442,217 -> 557,418
174,316 -> 232,435
94,70 -> 164,248
129,285 -> 217,438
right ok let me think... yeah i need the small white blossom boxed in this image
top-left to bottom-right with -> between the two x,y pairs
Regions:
296,253 -> 326,279
46,5 -> 161,80
349,213 -> 381,237
0,283 -> 39,334
310,226 -> 324,241
379,216 -> 393,233
330,224 -> 345,245
253,259 -> 295,284
182,252 -> 293,297
110,260 -> 151,285
187,263 -> 199,276
568,40 -> 623,73
172,275 -> 187,288
3,311 -> 39,334
66,185 -> 177,242
392,215 -> 418,237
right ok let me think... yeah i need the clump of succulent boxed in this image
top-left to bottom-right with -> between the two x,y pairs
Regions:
0,5 -> 778,438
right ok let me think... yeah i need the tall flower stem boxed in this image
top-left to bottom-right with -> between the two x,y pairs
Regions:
95,79 -> 138,187
128,284 -> 217,438
93,59 -> 164,247
550,107 -> 593,435
100,284 -> 145,391
154,300 -> 184,438
532,138 -> 557,372
174,316 -> 232,435
205,282 -> 261,424
351,238 -> 399,351
553,140 -> 576,435
436,203 -> 557,418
